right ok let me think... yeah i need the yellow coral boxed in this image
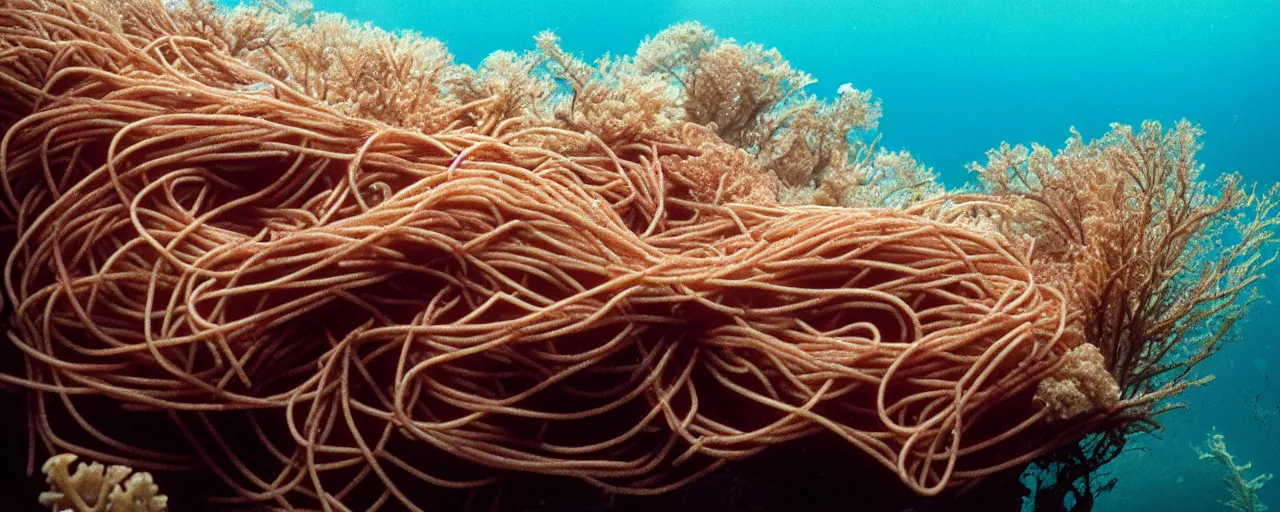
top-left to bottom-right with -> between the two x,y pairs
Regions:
39,454 -> 168,512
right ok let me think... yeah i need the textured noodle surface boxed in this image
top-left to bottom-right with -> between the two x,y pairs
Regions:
0,1 -> 1098,509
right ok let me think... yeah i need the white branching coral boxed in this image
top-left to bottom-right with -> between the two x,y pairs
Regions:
1034,343 -> 1120,421
39,454 -> 168,512
1195,429 -> 1273,512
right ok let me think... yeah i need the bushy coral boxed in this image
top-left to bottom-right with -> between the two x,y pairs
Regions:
447,49 -> 555,131
632,23 -> 885,190
798,145 -> 942,208
536,31 -> 682,145
155,4 -> 909,205
964,121 -> 1280,509
658,123 -> 781,206
535,21 -> 896,198
238,10 -> 459,130
969,121 -> 1280,410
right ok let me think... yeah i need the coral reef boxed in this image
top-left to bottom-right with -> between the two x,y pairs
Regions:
951,121 -> 1280,510
0,0 -> 1273,511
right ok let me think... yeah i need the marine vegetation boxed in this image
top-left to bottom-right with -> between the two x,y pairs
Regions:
0,0 -> 1274,510
1195,429 -> 1272,512
959,120 -> 1280,511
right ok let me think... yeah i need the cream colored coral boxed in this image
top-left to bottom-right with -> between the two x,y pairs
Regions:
39,454 -> 168,512
1034,343 -> 1120,421
1195,429 -> 1273,512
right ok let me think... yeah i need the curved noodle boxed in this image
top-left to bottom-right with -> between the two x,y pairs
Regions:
0,1 -> 1094,509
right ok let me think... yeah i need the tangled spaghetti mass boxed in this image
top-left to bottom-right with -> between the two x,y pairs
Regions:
0,0 -> 1122,509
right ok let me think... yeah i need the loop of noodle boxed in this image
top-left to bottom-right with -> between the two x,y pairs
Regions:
0,1 -> 1086,509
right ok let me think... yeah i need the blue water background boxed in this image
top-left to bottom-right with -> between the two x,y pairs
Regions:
237,0 -> 1280,509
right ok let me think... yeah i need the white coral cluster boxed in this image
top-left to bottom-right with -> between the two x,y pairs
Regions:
1034,343 -> 1120,421
39,454 -> 168,512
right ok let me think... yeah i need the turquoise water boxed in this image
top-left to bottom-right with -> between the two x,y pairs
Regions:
238,1 -> 1280,510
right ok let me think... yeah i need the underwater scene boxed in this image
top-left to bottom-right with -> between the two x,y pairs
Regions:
0,0 -> 1276,511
